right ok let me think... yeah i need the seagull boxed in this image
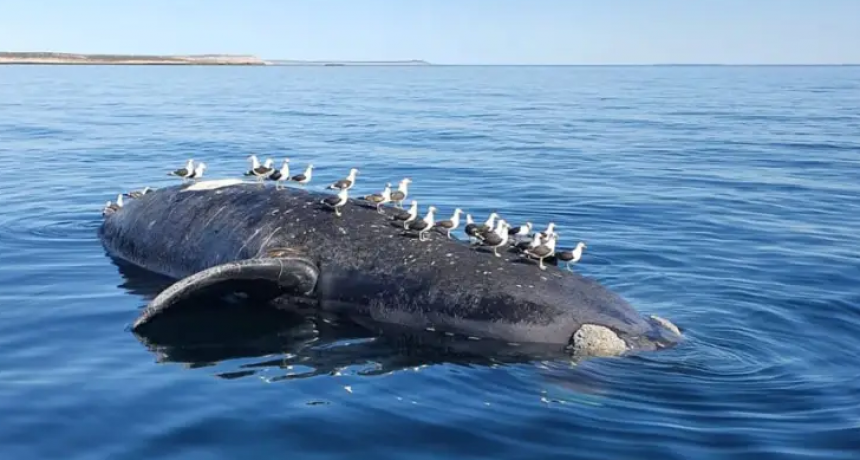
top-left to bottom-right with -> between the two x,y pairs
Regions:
538,222 -> 557,240
515,232 -> 546,253
245,154 -> 261,173
406,206 -> 437,242
320,187 -> 349,217
463,214 -> 479,243
391,200 -> 419,229
245,158 -> 274,184
434,208 -> 463,239
167,159 -> 194,180
102,194 -> 124,216
291,164 -> 314,186
362,183 -> 392,213
389,178 -> 412,208
266,159 -> 290,189
123,186 -> 153,199
524,233 -> 559,270
471,213 -> 502,243
187,162 -> 207,180
508,222 -> 532,241
474,220 -> 510,257
328,168 -> 359,191
477,212 -> 499,234
555,242 -> 587,271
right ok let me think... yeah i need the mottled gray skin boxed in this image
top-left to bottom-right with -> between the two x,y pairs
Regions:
99,180 -> 681,353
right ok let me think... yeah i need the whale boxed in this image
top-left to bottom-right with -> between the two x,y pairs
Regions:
98,178 -> 682,359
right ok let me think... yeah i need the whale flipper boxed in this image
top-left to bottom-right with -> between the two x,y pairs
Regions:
131,256 -> 319,331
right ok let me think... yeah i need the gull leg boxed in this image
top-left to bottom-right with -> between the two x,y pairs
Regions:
539,258 -> 546,270
494,247 -> 501,257
335,207 -> 342,217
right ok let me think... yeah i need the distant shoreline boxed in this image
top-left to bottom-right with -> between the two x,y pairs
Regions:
0,52 -> 268,65
1,53 -> 854,67
0,52 -> 433,66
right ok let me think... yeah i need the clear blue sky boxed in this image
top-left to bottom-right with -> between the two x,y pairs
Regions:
1,0 -> 858,64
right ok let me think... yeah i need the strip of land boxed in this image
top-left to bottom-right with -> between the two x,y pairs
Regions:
0,52 -> 268,65
0,52 -> 433,66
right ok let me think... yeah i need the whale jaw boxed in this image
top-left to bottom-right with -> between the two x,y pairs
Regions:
131,256 -> 319,331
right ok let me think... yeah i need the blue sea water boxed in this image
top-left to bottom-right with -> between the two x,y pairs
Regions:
1,65 -> 859,459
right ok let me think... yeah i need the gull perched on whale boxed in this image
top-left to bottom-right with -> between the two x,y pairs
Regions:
362,183 -> 392,213
391,200 -> 418,229
328,168 -> 359,191
508,222 -> 532,242
291,164 -> 314,186
102,194 -> 124,216
406,206 -> 437,242
555,242 -> 587,271
321,187 -> 349,216
167,159 -> 194,180
266,159 -> 290,189
474,219 -> 510,257
389,178 -> 412,208
124,186 -> 154,199
246,157 -> 274,184
434,208 -> 463,239
524,233 -> 558,270
186,162 -> 207,181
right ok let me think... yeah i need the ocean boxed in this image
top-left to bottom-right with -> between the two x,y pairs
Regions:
1,64 -> 859,459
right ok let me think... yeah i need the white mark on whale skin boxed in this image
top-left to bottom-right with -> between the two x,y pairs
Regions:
236,227 -> 263,257
182,179 -> 249,191
202,206 -> 227,229
258,227 -> 282,252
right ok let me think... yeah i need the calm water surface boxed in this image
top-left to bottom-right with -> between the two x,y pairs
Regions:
1,65 -> 859,459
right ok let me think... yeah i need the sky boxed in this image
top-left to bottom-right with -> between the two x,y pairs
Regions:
1,0 -> 858,65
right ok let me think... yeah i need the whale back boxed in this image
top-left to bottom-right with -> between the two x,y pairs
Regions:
100,181 -> 660,346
